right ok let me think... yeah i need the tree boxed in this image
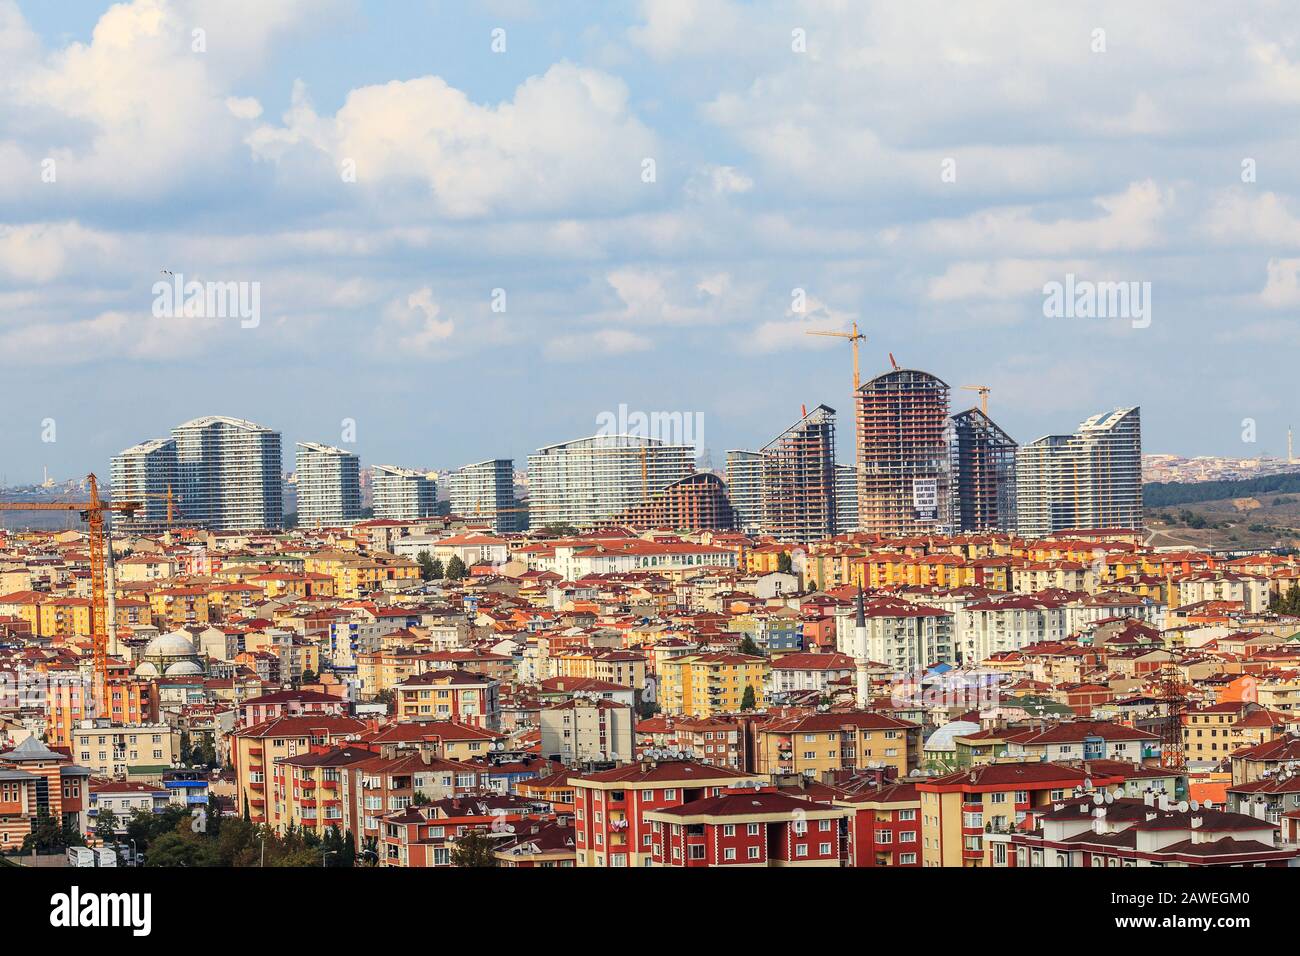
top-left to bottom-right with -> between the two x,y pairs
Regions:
738,635 -> 762,657
776,552 -> 793,574
450,828 -> 498,867
445,556 -> 468,581
95,808 -> 120,845
417,551 -> 436,581
411,791 -> 432,806
300,669 -> 318,685
21,807 -> 65,854
740,685 -> 757,711
144,832 -> 220,868
430,558 -> 445,580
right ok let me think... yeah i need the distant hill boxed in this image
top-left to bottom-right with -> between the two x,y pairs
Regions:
1145,474 -> 1300,508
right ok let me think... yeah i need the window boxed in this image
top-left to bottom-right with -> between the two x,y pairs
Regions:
747,823 -> 760,836
748,846 -> 760,860
819,843 -> 832,855
795,844 -> 808,857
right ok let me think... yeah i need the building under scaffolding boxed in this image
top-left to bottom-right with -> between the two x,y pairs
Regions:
759,405 -> 837,542
613,472 -> 737,531
856,369 -> 950,535
946,408 -> 1017,533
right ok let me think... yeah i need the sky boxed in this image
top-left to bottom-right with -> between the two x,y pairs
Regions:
1,0 -> 1299,485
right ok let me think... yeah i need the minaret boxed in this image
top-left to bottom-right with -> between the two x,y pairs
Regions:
854,585 -> 870,708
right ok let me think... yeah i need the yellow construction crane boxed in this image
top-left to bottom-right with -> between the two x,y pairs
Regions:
135,483 -> 183,526
962,384 -> 991,415
806,321 -> 866,390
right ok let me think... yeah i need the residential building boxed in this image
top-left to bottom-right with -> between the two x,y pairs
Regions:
947,407 -> 1017,533
759,404 -> 837,542
295,442 -> 362,527
170,415 -> 283,530
725,450 -> 764,534
447,459 -> 526,532
1016,407 -> 1142,537
110,438 -> 179,534
527,435 -> 694,530
371,464 -> 437,521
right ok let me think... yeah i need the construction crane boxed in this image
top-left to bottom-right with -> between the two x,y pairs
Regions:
0,474 -> 139,700
962,384 -> 991,415
1159,663 -> 1187,772
135,483 -> 184,526
806,321 -> 866,391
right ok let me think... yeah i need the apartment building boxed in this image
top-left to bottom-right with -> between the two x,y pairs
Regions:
110,438 -> 180,534
754,712 -> 922,777
569,760 -> 760,867
447,459 -> 526,532
70,721 -> 179,779
946,407 -> 1017,533
540,697 -> 635,764
724,450 -> 764,534
659,652 -> 770,717
371,464 -> 437,520
758,405 -> 838,542
170,416 -> 284,530
295,442 -> 362,527
527,435 -> 694,529
857,368 -> 951,535
1017,407 -> 1142,537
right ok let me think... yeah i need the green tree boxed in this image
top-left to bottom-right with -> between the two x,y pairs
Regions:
95,808 -> 120,844
417,551 -> 436,581
738,635 -> 762,657
445,556 -> 468,581
450,829 -> 498,867
21,807 -> 66,853
144,832 -> 220,867
776,552 -> 793,574
740,685 -> 757,711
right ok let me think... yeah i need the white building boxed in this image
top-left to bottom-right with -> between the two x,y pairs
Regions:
1017,407 -> 1142,537
539,697 -> 635,765
1177,572 -> 1272,614
295,442 -> 361,527
956,594 -> 1069,664
447,459 -> 525,532
110,438 -> 179,533
371,464 -> 437,520
171,416 -> 283,530
835,599 -> 955,675
527,435 -> 694,529
724,449 -> 764,534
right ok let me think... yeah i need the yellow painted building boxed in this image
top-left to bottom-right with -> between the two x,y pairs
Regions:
659,652 -> 769,717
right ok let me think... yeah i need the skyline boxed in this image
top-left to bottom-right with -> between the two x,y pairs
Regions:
4,1 -> 1300,482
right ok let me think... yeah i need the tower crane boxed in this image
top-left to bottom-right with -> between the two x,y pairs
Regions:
962,384 -> 991,415
805,321 -> 866,391
0,474 -> 139,701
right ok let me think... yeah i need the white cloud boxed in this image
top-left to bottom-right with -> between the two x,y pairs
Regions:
249,62 -> 659,218
545,327 -> 652,360
379,287 -> 455,356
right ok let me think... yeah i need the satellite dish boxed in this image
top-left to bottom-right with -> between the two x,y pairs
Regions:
1190,800 -> 1200,811
1176,801 -> 1188,812
1092,793 -> 1104,806
1104,792 -> 1114,804
1083,777 -> 1093,789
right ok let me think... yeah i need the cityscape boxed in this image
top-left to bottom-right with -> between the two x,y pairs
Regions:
3,0 -> 1295,937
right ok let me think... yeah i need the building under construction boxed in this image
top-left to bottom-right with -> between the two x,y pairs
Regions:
759,405 -> 837,542
856,369 -> 950,535
946,408 -> 1017,533
613,472 -> 737,531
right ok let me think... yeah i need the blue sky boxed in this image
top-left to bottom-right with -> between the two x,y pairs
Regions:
2,0 -> 1299,484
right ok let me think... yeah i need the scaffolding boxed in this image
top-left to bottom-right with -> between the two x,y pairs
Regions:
856,369 -> 950,535
947,408 -> 1017,532
759,405 -> 837,542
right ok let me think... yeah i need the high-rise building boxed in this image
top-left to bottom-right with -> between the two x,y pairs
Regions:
613,473 -> 737,531
834,463 -> 859,534
371,465 -> 437,521
856,369 -> 951,535
171,416 -> 283,530
1016,407 -> 1142,537
295,442 -> 362,527
946,408 -> 1017,533
759,405 -> 837,542
110,438 -> 179,533
447,459 -> 526,532
725,450 -> 764,534
527,436 -> 694,530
